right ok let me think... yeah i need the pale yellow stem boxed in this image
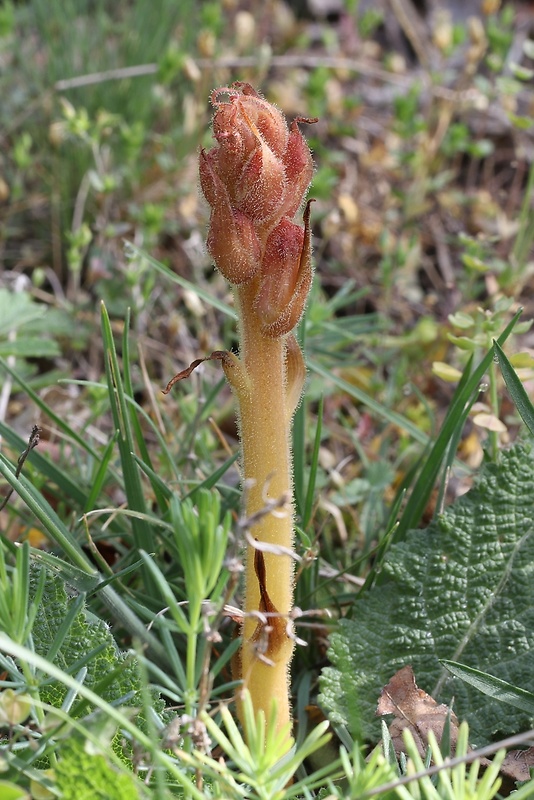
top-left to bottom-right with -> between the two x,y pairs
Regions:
229,281 -> 297,744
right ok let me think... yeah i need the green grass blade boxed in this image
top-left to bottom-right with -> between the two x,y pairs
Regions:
28,550 -> 101,593
66,378 -> 183,489
132,455 -> 173,502
442,660 -> 534,714
175,375 -> 229,468
185,451 -> 239,499
209,635 -> 241,682
44,593 -> 86,663
434,389 -> 478,518
302,395 -> 323,530
393,310 -> 522,541
511,159 -> 534,268
0,454 -> 93,573
122,393 -> 181,484
197,375 -> 230,423
360,522 -> 397,594
494,339 -> 534,436
100,303 -> 155,592
99,582 -> 168,663
121,327 -> 170,514
138,551 -> 190,635
88,558 -> 148,592
83,430 -> 118,513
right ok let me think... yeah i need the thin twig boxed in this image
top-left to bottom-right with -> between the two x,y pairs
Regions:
0,425 -> 41,512
55,63 -> 158,90
428,214 -> 456,290
388,0 -> 435,70
51,54 -> 427,94
52,53 -> 533,140
52,52 -> 494,108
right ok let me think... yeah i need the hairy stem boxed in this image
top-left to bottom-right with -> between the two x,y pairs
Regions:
228,280 -> 297,742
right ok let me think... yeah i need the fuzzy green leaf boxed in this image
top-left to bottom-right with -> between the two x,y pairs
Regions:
29,569 -> 141,711
320,443 -> 534,745
0,289 -> 46,336
0,337 -> 60,358
55,740 -> 141,800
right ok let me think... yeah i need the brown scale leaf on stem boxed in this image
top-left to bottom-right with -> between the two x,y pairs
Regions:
162,350 -> 237,394
251,545 -> 289,662
284,333 -> 307,421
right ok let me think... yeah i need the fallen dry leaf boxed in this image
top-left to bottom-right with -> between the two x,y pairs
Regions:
376,665 -> 460,757
376,666 -> 534,786
500,747 -> 534,784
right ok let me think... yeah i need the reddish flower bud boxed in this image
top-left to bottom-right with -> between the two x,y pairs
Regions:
254,219 -> 304,326
201,84 -> 313,229
206,206 -> 261,285
198,148 -> 221,209
280,120 -> 315,218
223,83 -> 289,158
235,137 -> 286,221
207,87 -> 288,222
255,202 -> 314,337
200,147 -> 261,284
200,83 -> 315,303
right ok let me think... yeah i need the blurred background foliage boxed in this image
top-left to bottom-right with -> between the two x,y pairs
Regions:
0,0 -> 534,603
0,8 -> 534,792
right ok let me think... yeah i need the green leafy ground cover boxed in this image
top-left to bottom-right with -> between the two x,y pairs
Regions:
320,442 -> 534,744
29,567 -> 143,712
1,0 -> 534,797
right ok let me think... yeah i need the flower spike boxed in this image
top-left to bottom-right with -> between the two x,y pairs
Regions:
196,83 -> 316,746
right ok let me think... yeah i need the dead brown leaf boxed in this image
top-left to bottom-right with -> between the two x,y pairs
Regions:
376,666 -> 534,788
500,747 -> 534,784
376,665 -> 460,757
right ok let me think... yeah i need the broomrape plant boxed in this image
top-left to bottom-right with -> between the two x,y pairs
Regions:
172,82 -> 316,746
